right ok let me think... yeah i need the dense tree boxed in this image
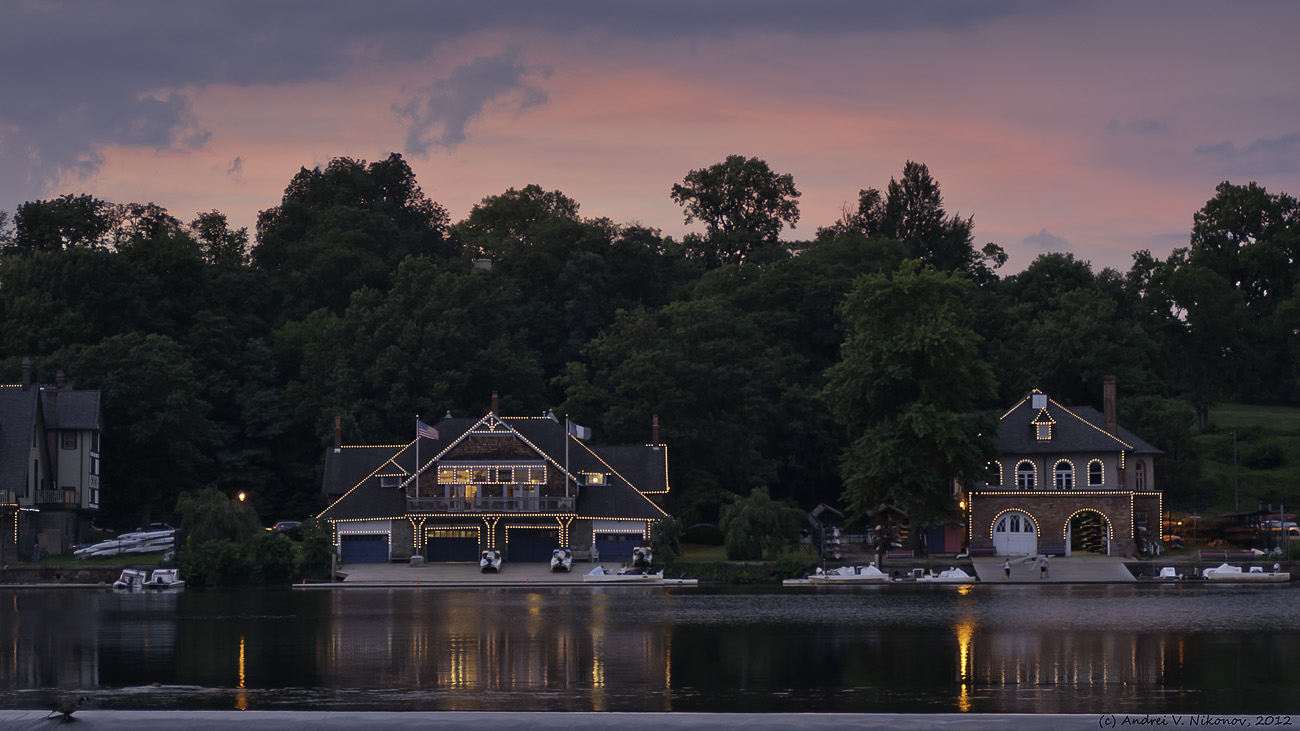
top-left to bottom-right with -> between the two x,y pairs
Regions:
253,153 -> 451,318
190,210 -> 250,267
824,261 -> 999,525
831,162 -> 1006,281
9,194 -> 116,254
670,155 -> 801,267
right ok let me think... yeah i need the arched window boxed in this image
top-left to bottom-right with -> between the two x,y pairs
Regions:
989,461 -> 1003,486
1054,460 -> 1073,489
1088,460 -> 1104,486
1135,461 -> 1145,490
1016,461 -> 1035,489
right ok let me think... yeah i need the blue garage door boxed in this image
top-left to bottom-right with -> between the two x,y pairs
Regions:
593,533 -> 640,563
508,528 -> 558,562
425,529 -> 480,562
340,534 -> 389,564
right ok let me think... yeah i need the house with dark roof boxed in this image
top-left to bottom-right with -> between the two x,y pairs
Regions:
966,376 -> 1162,557
0,358 -> 102,561
318,395 -> 670,565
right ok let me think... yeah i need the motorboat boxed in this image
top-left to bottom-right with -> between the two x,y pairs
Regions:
809,563 -> 888,583
550,548 -> 573,572
480,550 -> 502,573
145,568 -> 185,590
1157,567 -> 1183,580
916,567 -> 975,583
112,568 -> 149,590
582,565 -> 665,582
1204,562 -> 1289,582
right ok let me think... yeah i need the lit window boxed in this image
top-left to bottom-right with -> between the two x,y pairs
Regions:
454,468 -> 473,483
438,467 -> 455,483
471,468 -> 488,482
1016,461 -> 1035,489
1054,461 -> 1073,489
585,472 -> 605,485
529,466 -> 546,483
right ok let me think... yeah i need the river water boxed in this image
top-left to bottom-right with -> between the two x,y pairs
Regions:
2,582 -> 1298,714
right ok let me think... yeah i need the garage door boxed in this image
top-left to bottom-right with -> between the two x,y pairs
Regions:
425,529 -> 480,562
507,528 -> 558,562
993,512 -> 1038,556
593,533 -> 641,563
340,534 -> 390,564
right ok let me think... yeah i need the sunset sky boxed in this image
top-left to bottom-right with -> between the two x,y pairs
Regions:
3,1 -> 1298,273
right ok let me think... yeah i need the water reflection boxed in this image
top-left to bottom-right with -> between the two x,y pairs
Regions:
1,584 -> 1298,713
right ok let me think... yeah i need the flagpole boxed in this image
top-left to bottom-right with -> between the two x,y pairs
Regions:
415,414 -> 420,497
565,415 -> 570,500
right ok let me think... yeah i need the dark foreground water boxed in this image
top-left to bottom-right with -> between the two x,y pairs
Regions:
2,582 -> 1299,714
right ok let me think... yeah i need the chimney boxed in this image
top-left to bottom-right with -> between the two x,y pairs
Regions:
334,416 -> 342,449
652,414 -> 660,446
21,357 -> 31,389
491,391 -> 499,415
55,369 -> 66,390
44,370 -> 61,426
1103,375 -> 1117,436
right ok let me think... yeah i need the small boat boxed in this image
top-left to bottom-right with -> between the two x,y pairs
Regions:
145,568 -> 185,590
112,568 -> 149,590
1204,563 -> 1289,582
809,563 -> 888,583
916,567 -> 975,583
550,548 -> 573,572
662,576 -> 698,586
582,565 -> 665,582
76,525 -> 177,558
1157,567 -> 1183,580
480,550 -> 502,573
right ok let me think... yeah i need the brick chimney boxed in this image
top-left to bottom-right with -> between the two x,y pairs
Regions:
1103,375 -> 1117,436
652,414 -> 660,446
334,416 -> 342,449
21,356 -> 31,389
44,370 -> 63,426
491,391 -> 499,415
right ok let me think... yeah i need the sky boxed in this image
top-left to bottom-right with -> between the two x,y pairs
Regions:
2,1 -> 1298,274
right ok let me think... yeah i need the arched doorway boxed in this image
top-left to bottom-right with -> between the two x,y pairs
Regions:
1068,511 -> 1111,555
993,511 -> 1038,556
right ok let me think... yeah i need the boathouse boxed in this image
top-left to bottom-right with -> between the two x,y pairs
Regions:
318,396 -> 669,564
966,376 -> 1162,557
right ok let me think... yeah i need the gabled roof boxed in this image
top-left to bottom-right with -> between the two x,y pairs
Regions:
318,413 -> 668,522
996,391 -> 1161,455
42,386 -> 101,430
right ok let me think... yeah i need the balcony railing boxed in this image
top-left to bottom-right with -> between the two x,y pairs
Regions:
406,496 -> 575,514
37,489 -> 76,507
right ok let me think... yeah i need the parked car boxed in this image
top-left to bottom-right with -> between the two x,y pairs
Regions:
271,521 -> 302,532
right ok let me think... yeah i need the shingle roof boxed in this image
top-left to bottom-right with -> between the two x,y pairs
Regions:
42,387 -> 101,430
0,386 -> 39,495
996,393 -> 1162,455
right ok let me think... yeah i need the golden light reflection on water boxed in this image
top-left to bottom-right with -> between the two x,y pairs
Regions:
235,634 -> 247,711
953,612 -> 977,712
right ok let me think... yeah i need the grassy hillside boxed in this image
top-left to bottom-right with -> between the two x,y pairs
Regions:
1185,404 -> 1300,514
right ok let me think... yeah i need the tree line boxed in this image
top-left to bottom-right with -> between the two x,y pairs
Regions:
1,153 -> 1296,528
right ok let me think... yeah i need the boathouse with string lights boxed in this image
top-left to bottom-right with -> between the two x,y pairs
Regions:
318,394 -> 669,564
965,376 -> 1162,558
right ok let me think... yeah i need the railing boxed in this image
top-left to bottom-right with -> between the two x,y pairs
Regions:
37,489 -> 76,507
406,496 -> 576,513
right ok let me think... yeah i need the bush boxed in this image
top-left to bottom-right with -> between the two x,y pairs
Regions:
243,531 -> 300,585
177,538 -> 241,588
772,552 -> 817,579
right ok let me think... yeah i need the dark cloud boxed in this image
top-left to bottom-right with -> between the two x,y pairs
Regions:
227,157 -> 244,180
1194,133 -> 1300,175
0,0 -> 1055,212
396,50 -> 548,155
1023,228 -> 1070,250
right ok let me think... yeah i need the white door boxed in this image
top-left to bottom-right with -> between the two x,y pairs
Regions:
993,512 -> 1038,556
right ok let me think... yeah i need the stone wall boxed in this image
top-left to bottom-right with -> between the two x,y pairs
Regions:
971,491 -> 1144,557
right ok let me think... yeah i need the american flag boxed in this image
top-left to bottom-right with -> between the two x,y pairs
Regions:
417,420 -> 439,440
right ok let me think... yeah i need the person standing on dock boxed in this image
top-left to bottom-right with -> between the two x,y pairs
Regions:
1039,555 -> 1049,579
1003,559 -> 1011,579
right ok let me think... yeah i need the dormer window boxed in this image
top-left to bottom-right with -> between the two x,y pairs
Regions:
583,472 -> 606,485
379,475 -> 401,488
1031,408 -> 1055,441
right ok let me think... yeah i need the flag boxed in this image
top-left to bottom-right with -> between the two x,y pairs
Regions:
417,420 -> 439,440
567,421 -> 591,440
